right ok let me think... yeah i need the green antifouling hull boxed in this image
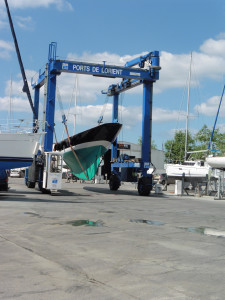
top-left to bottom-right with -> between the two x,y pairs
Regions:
63,145 -> 108,180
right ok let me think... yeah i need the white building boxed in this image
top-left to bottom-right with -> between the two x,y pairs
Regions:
117,141 -> 165,174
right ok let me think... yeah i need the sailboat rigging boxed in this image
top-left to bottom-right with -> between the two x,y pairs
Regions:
165,53 -> 210,186
0,0 -> 43,171
4,0 -> 36,119
206,84 -> 225,170
184,52 -> 192,160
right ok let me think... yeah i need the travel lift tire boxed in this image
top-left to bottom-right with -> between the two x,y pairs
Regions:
138,176 -> 152,196
109,174 -> 120,191
27,181 -> 35,188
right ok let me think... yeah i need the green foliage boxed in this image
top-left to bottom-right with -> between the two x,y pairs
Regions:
164,125 -> 225,162
138,137 -> 157,149
195,124 -> 225,157
164,130 -> 194,162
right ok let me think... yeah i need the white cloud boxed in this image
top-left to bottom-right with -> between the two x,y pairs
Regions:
67,51 -> 147,66
0,8 -> 7,29
194,95 -> 223,117
200,38 -> 225,57
55,103 -> 142,129
0,96 -> 32,113
0,0 -> 73,11
0,40 -> 14,59
152,107 -> 187,122
15,15 -> 34,30
54,103 -> 188,134
2,34 -> 225,134
66,37 -> 225,97
0,40 -> 13,51
216,32 -> 225,39
4,69 -> 36,96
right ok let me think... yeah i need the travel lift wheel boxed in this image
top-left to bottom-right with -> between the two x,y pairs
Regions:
138,176 -> 152,196
109,174 -> 120,191
27,181 -> 35,188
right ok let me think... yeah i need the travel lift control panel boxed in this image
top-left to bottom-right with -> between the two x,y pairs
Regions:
42,152 -> 62,192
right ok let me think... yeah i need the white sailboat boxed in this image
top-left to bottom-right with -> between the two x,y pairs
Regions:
206,156 -> 225,170
0,1 -> 44,171
0,128 -> 42,170
165,53 -> 210,185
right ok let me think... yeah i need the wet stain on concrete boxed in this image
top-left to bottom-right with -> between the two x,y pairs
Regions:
182,226 -> 225,237
185,227 -> 206,234
130,219 -> 165,226
183,226 -> 205,234
67,220 -> 104,227
24,212 -> 40,217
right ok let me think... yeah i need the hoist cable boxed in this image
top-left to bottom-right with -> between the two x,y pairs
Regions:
64,123 -> 89,180
98,94 -> 110,124
55,81 -> 88,180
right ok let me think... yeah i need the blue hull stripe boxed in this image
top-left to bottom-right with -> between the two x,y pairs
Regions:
0,157 -> 33,170
0,157 -> 33,162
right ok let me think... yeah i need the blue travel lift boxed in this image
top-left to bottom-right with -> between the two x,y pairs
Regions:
30,42 -> 160,195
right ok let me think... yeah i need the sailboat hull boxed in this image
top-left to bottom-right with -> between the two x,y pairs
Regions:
63,141 -> 110,180
0,132 -> 42,170
165,161 -> 210,186
206,156 -> 225,170
54,123 -> 122,180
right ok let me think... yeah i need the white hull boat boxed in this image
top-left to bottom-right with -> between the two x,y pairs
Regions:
206,156 -> 225,170
0,132 -> 42,170
165,160 -> 210,185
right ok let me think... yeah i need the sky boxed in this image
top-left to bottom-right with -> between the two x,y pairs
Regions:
0,0 -> 225,150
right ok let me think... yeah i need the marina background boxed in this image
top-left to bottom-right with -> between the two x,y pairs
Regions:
0,0 -> 225,149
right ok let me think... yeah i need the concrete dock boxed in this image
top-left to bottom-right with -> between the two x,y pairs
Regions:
1,178 -> 225,299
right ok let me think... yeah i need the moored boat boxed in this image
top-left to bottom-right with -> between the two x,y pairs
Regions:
206,156 -> 225,170
54,123 -> 122,180
165,160 -> 210,185
0,131 -> 43,170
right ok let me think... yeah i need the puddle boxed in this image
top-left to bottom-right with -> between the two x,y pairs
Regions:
130,219 -> 165,226
183,226 -> 225,237
24,212 -> 40,217
185,227 -> 206,234
67,220 -> 104,227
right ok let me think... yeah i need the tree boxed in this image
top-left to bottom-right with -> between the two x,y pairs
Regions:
164,125 -> 225,162
194,124 -> 225,157
164,130 -> 195,162
138,137 -> 157,149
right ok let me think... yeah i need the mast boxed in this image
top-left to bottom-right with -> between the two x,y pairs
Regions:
184,52 -> 192,161
208,84 -> 225,150
8,74 -> 12,131
4,0 -> 36,119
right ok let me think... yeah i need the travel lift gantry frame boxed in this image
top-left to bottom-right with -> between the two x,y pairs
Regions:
31,42 -> 160,195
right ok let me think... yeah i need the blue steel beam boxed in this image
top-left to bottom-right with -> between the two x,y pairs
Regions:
32,50 -> 160,89
125,52 -> 153,68
44,71 -> 57,152
105,79 -> 143,96
141,81 -> 153,176
49,60 -> 157,80
111,93 -> 119,168
32,60 -> 158,89
33,87 -> 40,132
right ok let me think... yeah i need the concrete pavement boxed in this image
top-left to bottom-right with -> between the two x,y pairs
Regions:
0,178 -> 225,299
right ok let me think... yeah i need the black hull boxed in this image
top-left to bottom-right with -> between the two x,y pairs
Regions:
54,123 -> 122,151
